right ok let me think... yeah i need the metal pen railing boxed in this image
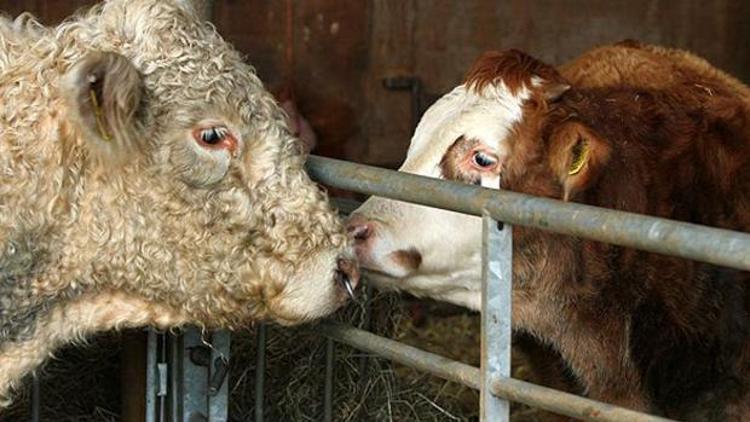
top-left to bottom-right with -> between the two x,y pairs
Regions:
134,154 -> 748,422
306,156 -> 750,271
301,155 -> 750,422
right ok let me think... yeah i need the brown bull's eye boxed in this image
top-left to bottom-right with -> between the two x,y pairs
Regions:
472,151 -> 497,169
199,126 -> 228,145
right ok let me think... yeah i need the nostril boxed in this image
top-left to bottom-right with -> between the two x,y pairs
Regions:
348,224 -> 371,241
346,214 -> 373,242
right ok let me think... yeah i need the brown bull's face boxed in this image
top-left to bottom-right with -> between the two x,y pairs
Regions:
346,50 -> 572,311
56,0 -> 358,327
346,84 -> 524,310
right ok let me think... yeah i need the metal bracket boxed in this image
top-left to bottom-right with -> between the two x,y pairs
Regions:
382,76 -> 422,131
146,328 -> 231,422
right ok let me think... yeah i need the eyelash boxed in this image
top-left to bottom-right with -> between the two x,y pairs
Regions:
472,151 -> 498,169
199,126 -> 229,145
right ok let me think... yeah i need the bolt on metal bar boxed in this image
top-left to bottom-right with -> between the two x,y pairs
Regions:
320,321 -> 674,422
481,213 -> 511,421
306,156 -> 750,271
323,338 -> 335,422
254,323 -> 267,422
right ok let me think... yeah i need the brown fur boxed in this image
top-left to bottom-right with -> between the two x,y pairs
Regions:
388,248 -> 423,272
478,48 -> 750,420
465,49 -> 567,96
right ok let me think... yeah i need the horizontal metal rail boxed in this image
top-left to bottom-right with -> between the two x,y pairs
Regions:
307,155 -> 750,271
320,322 -> 673,422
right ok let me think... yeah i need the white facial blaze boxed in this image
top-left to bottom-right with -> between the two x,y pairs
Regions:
353,80 -> 529,310
401,82 -> 528,176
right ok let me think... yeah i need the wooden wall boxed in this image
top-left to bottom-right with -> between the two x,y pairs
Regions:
2,0 -> 749,167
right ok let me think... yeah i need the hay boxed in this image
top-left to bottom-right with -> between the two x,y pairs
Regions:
3,292 -> 546,421
226,291 -> 486,422
3,332 -> 123,422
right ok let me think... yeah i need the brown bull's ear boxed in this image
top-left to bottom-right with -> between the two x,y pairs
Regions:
62,51 -> 144,165
541,80 -> 570,102
548,121 -> 611,201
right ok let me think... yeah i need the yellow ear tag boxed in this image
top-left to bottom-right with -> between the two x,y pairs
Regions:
89,89 -> 112,142
568,139 -> 589,175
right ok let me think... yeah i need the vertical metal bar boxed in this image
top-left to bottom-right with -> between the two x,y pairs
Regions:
30,374 -> 40,422
357,284 -> 373,383
208,331 -> 230,422
254,323 -> 267,422
181,329 -> 208,422
323,338 -> 335,422
164,333 -> 175,422
480,212 -> 512,421
145,329 -> 158,422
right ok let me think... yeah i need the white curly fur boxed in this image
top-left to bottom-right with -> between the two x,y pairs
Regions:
0,0 -> 353,406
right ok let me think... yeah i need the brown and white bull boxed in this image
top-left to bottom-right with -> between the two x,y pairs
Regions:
0,0 -> 359,406
349,43 -> 750,419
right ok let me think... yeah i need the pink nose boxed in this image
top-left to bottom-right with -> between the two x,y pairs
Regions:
346,213 -> 374,243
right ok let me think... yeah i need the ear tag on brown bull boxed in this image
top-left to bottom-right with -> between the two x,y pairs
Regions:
568,139 -> 589,175
89,89 -> 112,142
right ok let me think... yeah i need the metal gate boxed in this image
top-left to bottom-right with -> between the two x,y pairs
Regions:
303,155 -> 750,422
30,155 -> 750,422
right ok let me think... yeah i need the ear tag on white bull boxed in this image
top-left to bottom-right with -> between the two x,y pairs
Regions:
481,174 -> 501,190
89,88 -> 112,142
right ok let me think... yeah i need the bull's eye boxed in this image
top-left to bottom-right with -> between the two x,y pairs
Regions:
472,151 -> 498,169
199,126 -> 229,145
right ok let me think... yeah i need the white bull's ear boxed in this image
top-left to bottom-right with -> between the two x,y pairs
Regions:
62,51 -> 144,165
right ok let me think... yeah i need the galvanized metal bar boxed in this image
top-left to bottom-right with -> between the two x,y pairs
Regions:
306,156 -> 750,271
357,283 -> 374,383
320,321 -> 479,388
481,213 -> 511,421
181,328 -> 209,422
208,331 -> 230,422
30,374 -> 39,422
145,329 -> 158,422
166,333 -> 178,421
319,321 -> 479,389
320,321 -> 673,422
323,338 -> 335,422
489,377 -> 673,422
254,323 -> 267,422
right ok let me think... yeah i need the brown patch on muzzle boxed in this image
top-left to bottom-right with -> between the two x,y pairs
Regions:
388,248 -> 422,272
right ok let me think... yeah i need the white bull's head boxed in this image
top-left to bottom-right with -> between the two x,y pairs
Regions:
1,0 -> 361,330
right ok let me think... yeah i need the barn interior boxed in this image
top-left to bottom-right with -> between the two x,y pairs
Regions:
0,1 -> 749,421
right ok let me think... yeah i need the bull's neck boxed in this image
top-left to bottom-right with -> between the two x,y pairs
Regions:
514,295 -> 649,410
0,290 -> 189,408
